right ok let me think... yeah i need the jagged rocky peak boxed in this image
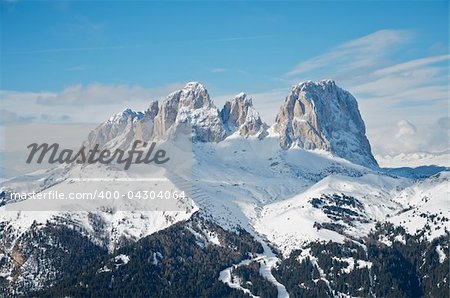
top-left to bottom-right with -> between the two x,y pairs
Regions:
179,81 -> 213,109
221,92 -> 268,139
153,82 -> 226,142
86,108 -> 143,150
158,81 -> 214,111
145,100 -> 159,119
274,80 -> 378,168
109,108 -> 144,123
86,100 -> 160,150
138,100 -> 159,141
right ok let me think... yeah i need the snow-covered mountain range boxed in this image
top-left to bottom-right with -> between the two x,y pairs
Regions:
376,150 -> 450,168
0,81 -> 448,297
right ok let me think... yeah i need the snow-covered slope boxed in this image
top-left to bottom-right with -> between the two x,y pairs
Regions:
221,92 -> 268,139
0,81 -> 448,295
0,160 -> 197,292
388,172 -> 449,240
0,160 -> 197,247
253,172 -> 409,255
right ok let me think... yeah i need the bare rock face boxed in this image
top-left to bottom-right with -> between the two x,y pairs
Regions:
153,82 -> 226,142
140,101 -> 159,141
274,80 -> 378,168
221,93 -> 268,139
85,80 -> 377,168
86,101 -> 159,150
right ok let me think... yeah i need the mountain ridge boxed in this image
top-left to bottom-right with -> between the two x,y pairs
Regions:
87,80 -> 377,168
0,80 -> 448,297
274,80 -> 377,168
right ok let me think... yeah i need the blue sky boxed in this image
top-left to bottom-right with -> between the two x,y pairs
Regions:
1,0 -> 449,155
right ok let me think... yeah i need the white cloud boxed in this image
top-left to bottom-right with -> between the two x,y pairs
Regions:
0,82 -> 184,123
351,55 -> 448,102
395,120 -> 417,139
35,83 -> 152,106
0,109 -> 34,124
371,118 -> 449,156
0,109 -> 72,124
1,29 -> 447,158
370,54 -> 449,77
286,29 -> 449,155
353,53 -> 449,153
288,29 -> 411,77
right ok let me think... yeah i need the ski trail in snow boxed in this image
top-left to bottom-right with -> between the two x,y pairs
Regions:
218,237 -> 289,298
219,258 -> 259,298
169,168 -> 289,297
258,255 -> 289,298
257,241 -> 289,298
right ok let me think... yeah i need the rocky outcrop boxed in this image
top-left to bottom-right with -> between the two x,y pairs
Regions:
139,101 -> 159,142
153,82 -> 226,142
86,101 -> 159,150
85,80 -> 377,168
221,93 -> 268,139
86,108 -> 143,150
274,80 -> 378,168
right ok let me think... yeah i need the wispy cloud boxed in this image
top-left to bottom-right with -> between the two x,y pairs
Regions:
3,45 -> 142,55
353,56 -> 448,98
371,117 -> 450,156
0,109 -> 34,124
211,68 -> 228,73
0,82 -> 185,123
288,29 -> 412,77
36,82 -> 184,106
286,29 -> 449,155
34,83 -> 152,106
370,54 -> 449,76
207,35 -> 273,43
356,51 -> 449,154
0,109 -> 72,124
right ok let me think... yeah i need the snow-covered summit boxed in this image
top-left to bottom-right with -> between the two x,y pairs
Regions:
153,82 -> 226,142
108,108 -> 144,123
176,81 -> 214,109
86,81 -> 378,167
1,81 -> 449,295
221,92 -> 268,139
274,80 -> 378,168
86,102 -> 159,150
